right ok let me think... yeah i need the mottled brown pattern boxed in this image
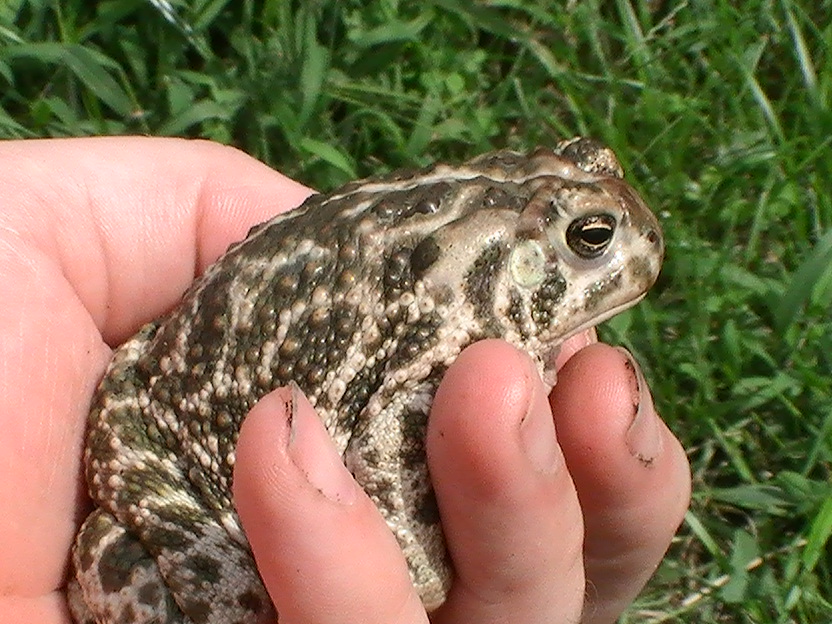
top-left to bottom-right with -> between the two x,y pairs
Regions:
70,138 -> 664,624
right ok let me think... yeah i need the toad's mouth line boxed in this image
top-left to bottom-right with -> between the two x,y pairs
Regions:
539,292 -> 648,388
562,292 -> 647,344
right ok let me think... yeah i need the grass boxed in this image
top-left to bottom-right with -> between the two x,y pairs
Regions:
2,0 -> 831,621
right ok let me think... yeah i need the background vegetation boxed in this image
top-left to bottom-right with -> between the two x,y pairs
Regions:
2,1 -> 830,621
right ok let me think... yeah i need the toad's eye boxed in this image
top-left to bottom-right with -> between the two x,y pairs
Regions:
566,214 -> 616,259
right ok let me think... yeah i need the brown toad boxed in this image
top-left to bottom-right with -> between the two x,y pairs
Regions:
70,138 -> 664,624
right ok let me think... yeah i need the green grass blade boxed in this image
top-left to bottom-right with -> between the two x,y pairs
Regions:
2,42 -> 134,117
774,229 -> 832,331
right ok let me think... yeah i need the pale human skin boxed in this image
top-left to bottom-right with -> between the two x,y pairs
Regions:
0,137 -> 691,624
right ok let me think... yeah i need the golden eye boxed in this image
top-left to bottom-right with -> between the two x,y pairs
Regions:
566,214 -> 616,259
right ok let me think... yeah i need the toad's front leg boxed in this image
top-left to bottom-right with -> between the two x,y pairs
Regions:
345,376 -> 452,611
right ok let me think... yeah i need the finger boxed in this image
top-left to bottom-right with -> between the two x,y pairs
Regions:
0,137 -> 311,598
551,344 -> 691,624
234,387 -> 429,624
1,136 -> 312,343
555,328 -> 598,370
0,593 -> 69,624
428,340 -> 586,624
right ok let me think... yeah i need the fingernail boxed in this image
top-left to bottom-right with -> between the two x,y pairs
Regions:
617,347 -> 663,466
584,326 -> 599,345
519,358 -> 562,474
555,327 -> 598,371
283,383 -> 357,504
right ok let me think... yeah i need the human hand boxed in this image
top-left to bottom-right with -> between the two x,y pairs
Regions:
0,137 -> 690,624
235,338 -> 691,624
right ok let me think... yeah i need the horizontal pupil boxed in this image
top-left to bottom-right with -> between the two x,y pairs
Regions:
582,224 -> 612,246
